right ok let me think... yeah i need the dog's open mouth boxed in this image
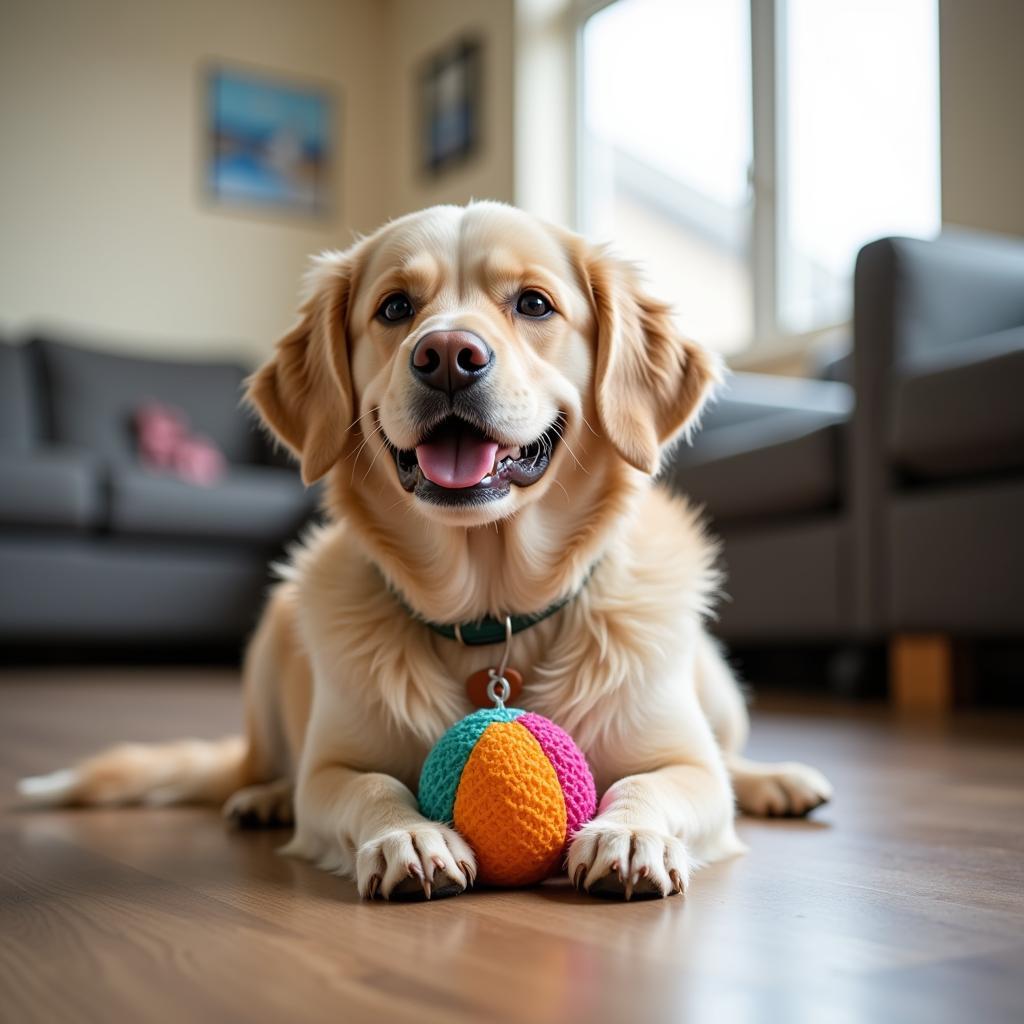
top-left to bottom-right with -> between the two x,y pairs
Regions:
390,415 -> 563,505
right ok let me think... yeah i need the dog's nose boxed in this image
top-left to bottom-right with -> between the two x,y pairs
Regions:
410,330 -> 493,394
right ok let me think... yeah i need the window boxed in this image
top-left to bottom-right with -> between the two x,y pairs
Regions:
579,0 -> 941,355
580,0 -> 753,355
778,0 -> 941,334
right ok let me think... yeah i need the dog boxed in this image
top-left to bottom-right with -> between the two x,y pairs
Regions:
19,202 -> 831,900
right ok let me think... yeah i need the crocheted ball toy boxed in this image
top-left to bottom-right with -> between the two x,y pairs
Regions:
418,707 -> 597,887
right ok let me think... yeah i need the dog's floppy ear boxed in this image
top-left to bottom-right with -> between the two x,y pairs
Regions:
584,247 -> 720,475
247,251 -> 358,485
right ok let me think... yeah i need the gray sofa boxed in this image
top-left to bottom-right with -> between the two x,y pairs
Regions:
0,336 -> 316,647
665,229 -> 1024,673
5,229 -> 1021,670
664,371 -> 854,642
853,231 -> 1024,637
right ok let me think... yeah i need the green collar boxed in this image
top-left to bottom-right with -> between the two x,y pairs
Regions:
419,597 -> 572,646
389,566 -> 595,647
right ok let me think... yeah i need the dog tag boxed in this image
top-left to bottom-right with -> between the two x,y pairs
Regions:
466,667 -> 523,709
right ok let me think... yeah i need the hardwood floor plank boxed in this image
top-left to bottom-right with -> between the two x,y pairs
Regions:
1,672 -> 1023,1023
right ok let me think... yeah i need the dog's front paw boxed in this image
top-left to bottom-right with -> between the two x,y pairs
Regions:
355,823 -> 476,901
567,822 -> 691,900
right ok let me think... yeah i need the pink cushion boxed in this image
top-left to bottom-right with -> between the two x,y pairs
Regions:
135,402 -> 227,486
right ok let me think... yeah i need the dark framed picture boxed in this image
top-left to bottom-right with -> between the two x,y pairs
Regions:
419,38 -> 482,176
204,64 -> 335,217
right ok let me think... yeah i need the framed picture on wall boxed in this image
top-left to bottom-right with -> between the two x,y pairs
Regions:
419,38 -> 482,176
204,64 -> 335,217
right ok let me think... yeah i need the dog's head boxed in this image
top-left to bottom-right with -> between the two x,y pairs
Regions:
248,202 -> 718,528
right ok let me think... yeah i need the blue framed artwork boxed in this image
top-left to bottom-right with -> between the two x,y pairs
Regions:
205,65 -> 334,217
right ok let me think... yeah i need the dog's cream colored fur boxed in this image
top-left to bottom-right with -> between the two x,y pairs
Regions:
19,202 -> 831,900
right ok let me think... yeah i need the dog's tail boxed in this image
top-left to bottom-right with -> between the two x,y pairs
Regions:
17,736 -> 251,809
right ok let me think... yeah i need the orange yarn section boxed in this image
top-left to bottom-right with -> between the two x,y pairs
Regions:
454,721 -> 567,886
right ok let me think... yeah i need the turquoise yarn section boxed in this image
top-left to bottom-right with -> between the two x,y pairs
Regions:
418,707 -> 523,823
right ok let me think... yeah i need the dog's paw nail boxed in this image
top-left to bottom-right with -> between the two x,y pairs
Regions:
367,874 -> 382,900
669,869 -> 685,895
408,861 -> 423,879
421,876 -> 432,900
458,860 -> 476,886
572,864 -> 587,890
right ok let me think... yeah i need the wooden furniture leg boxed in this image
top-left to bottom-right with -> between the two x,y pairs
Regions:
889,633 -> 955,713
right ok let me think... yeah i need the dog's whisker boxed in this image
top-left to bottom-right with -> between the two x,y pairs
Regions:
346,405 -> 380,433
348,422 -> 384,473
345,405 -> 381,442
530,432 -> 549,470
349,430 -> 384,487
552,425 -> 587,474
382,492 -> 409,515
341,412 -> 384,466
352,428 -> 385,487
360,432 -> 391,483
345,421 -> 383,467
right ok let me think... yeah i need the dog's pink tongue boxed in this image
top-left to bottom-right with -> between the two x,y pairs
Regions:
416,429 -> 498,488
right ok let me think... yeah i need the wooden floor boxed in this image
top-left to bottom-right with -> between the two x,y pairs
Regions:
1,670 -> 1022,1024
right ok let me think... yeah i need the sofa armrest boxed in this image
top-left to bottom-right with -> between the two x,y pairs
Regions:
673,373 -> 851,472
855,232 -> 1024,375
700,372 -> 853,432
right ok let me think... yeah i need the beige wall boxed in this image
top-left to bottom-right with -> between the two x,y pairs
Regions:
0,0 -> 388,361
5,0 -> 1024,366
379,0 -> 515,221
0,0 -> 515,362
940,0 -> 1024,236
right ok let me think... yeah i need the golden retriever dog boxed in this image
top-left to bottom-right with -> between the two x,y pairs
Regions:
20,202 -> 831,900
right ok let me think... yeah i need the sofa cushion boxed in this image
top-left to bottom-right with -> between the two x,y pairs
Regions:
714,519 -> 845,639
32,337 -> 259,464
0,538 -> 273,642
0,342 -> 38,449
664,410 -> 845,523
889,326 -> 1024,481
109,464 -> 315,544
0,448 -> 103,530
888,478 -> 1024,633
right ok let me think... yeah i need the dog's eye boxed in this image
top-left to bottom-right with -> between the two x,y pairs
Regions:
377,293 -> 415,323
516,290 -> 553,318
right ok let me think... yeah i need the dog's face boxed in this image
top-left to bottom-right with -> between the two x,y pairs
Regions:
249,203 -> 717,529
350,205 -> 595,526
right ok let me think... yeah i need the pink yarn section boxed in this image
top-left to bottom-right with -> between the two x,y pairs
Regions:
516,713 -> 597,840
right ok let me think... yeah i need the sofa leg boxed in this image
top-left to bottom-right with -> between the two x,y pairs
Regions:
889,633 -> 955,713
